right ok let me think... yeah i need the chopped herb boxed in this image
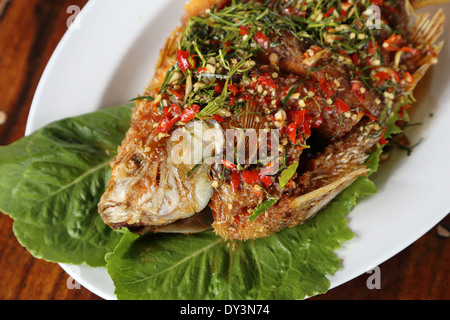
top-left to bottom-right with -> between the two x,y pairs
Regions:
281,83 -> 300,107
186,155 -> 219,177
248,198 -> 279,222
279,162 -> 299,189
129,96 -> 154,102
186,164 -> 201,178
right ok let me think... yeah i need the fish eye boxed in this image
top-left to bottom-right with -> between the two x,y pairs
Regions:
126,154 -> 143,173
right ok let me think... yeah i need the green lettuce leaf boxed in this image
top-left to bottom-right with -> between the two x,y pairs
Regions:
106,173 -> 378,300
0,104 -> 133,267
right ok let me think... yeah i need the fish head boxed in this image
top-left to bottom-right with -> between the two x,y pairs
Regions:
98,120 -> 225,232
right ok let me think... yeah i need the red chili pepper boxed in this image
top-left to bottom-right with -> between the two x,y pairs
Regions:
260,175 -> 273,187
240,92 -> 252,101
335,99 -> 350,114
382,34 -> 406,52
319,78 -> 333,98
154,104 -> 182,134
212,114 -> 224,122
401,47 -> 419,55
172,104 -> 182,116
404,71 -> 414,84
323,7 -> 335,18
379,128 -> 389,145
197,67 -> 207,74
189,55 -> 197,69
325,106 -> 333,114
374,71 -> 391,82
221,159 -> 236,170
282,6 -> 294,15
239,26 -> 249,35
294,110 -> 308,127
241,170 -> 260,185
224,40 -> 232,53
288,109 -> 313,137
311,116 -> 323,129
392,70 -> 400,83
291,110 -> 307,128
154,117 -> 175,134
215,82 -> 224,94
254,31 -> 269,50
180,104 -> 200,123
231,169 -> 240,192
176,50 -> 191,73
230,96 -> 236,106
287,122 -> 297,144
373,70 -> 400,86
352,81 -> 362,92
351,80 -> 366,103
161,105 -> 169,116
170,87 -> 185,100
228,84 -> 239,96
370,0 -> 383,6
288,179 -> 294,188
258,73 -> 276,89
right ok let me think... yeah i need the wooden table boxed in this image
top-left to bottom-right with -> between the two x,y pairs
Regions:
0,0 -> 448,300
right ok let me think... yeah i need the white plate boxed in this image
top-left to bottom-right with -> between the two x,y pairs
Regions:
26,0 -> 450,300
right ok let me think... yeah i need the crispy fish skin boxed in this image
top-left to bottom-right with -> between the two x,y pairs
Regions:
98,0 -> 445,240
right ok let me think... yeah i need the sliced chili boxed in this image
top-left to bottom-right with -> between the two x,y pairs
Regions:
286,122 -> 297,144
176,50 -> 196,72
154,104 -> 182,134
231,169 -> 241,192
228,84 -> 239,96
254,31 -> 269,50
260,175 -> 273,187
180,104 -> 200,123
241,170 -> 260,185
335,99 -> 350,114
239,25 -> 249,35
212,114 -> 224,122
222,159 -> 236,170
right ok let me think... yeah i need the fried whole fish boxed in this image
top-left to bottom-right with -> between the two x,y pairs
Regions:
98,0 -> 445,240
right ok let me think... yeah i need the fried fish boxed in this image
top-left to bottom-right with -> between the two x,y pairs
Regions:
98,0 -> 445,240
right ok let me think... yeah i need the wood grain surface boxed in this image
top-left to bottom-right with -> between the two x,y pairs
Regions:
0,0 -> 448,301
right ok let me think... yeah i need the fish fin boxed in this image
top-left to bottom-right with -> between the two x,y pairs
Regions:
406,1 -> 446,91
238,100 -> 266,130
290,167 -> 369,220
410,0 -> 450,10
